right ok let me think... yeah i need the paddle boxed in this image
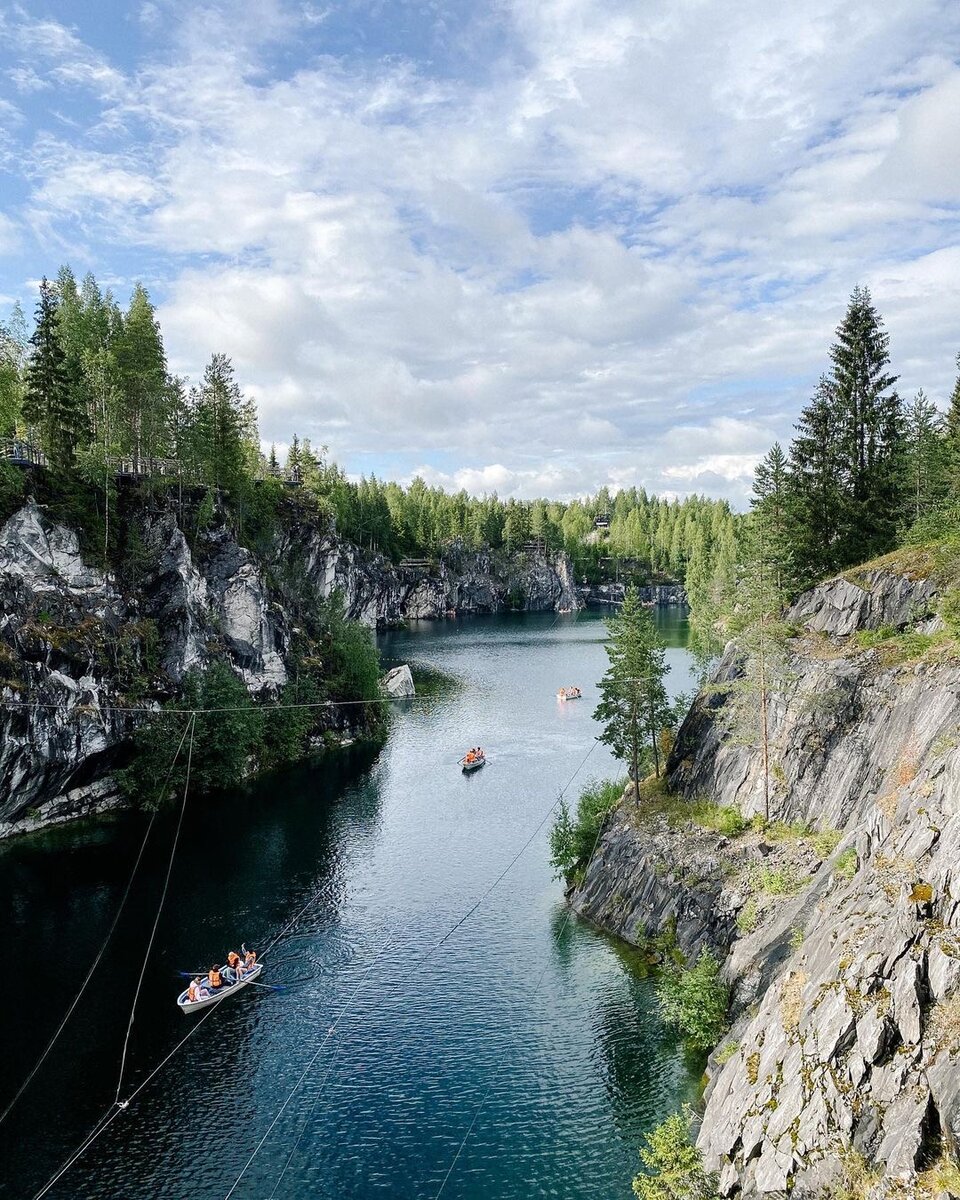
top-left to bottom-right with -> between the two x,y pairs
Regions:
175,971 -> 285,993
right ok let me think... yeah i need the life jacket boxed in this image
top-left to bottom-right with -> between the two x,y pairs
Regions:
227,952 -> 239,967
245,951 -> 256,966
209,968 -> 222,988
188,983 -> 199,1002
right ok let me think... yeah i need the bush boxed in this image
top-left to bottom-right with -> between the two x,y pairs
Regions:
119,661 -> 265,804
690,802 -> 745,836
834,848 -> 858,880
549,777 -> 625,880
633,1108 -> 720,1200
656,948 -> 729,1051
319,591 -> 388,734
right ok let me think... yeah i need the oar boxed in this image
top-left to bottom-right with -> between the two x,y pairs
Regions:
175,971 -> 285,993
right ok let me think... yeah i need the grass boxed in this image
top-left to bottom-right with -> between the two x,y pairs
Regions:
752,864 -> 802,896
736,897 -> 760,933
834,848 -> 858,880
690,801 -> 746,836
714,1041 -> 739,1066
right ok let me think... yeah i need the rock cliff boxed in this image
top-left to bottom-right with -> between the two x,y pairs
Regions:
572,545 -> 960,1198
0,494 -> 579,837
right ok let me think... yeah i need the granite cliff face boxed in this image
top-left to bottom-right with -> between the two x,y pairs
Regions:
572,549 -> 960,1198
0,496 -> 579,837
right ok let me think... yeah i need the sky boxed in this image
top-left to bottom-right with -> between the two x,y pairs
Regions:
1,1 -> 959,506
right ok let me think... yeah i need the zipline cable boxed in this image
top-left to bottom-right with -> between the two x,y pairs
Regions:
432,767 -> 616,1199
0,714 -> 194,1130
31,990 -> 231,1200
243,735 -> 603,1200
265,1038 -> 344,1199
115,713 -> 196,1103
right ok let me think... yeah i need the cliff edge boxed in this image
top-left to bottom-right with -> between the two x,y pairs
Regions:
572,542 -> 960,1198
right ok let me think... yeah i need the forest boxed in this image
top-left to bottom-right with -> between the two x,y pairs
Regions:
0,267 -> 733,584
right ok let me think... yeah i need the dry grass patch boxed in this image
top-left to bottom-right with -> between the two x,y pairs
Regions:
779,970 -> 807,1033
929,992 -> 960,1054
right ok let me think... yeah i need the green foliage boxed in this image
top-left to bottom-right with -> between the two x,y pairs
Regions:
751,864 -> 801,895
689,802 -> 745,836
119,661 -> 264,804
549,777 -> 625,880
656,949 -> 729,1051
0,461 -> 26,523
835,848 -> 858,879
633,1109 -> 720,1200
595,587 -> 673,782
736,897 -> 759,933
318,591 -> 388,733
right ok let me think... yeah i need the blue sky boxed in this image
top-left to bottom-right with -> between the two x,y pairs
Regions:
1,0 -> 960,504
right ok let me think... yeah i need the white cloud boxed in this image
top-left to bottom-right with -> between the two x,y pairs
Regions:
3,1 -> 960,505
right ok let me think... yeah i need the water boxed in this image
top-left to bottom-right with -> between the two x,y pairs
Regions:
0,609 -> 699,1200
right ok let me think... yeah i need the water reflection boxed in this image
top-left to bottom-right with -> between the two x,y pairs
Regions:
1,609 -> 699,1200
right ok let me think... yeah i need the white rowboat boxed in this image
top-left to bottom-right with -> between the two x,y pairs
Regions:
177,962 -> 263,1012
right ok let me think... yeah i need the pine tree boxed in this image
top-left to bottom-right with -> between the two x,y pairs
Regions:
114,283 -> 169,468
723,517 -> 791,822
22,278 -> 88,467
594,587 -> 672,791
904,389 -> 946,523
786,376 -> 844,585
945,353 -> 960,495
192,353 -> 247,493
828,286 -> 904,563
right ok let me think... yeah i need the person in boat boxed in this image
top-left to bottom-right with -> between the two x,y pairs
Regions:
223,950 -> 242,985
188,977 -> 205,1003
208,964 -> 223,990
242,947 -> 257,974
465,750 -> 475,763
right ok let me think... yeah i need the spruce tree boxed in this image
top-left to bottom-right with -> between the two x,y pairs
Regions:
192,353 -> 247,493
115,283 -> 169,468
904,389 -> 947,523
594,587 -> 672,790
945,353 -> 960,495
786,377 -> 843,585
22,278 -> 87,467
828,286 -> 904,563
751,442 -> 794,596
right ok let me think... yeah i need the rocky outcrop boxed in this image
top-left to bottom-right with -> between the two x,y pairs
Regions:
0,496 -> 580,836
579,581 -> 687,608
382,664 -> 415,698
276,528 -> 581,625
573,556 -> 960,1197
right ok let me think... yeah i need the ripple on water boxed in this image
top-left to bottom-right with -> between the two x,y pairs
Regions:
0,610 -> 700,1200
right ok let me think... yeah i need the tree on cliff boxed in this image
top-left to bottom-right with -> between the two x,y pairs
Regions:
594,587 -> 672,790
22,278 -> 88,468
722,513 -> 792,822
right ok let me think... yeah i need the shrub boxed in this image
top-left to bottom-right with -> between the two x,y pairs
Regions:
549,777 -> 625,880
690,802 -> 746,836
632,1108 -> 720,1200
752,864 -> 801,896
736,897 -> 759,934
808,828 -> 842,858
119,661 -> 265,804
657,948 -> 729,1051
834,848 -> 858,880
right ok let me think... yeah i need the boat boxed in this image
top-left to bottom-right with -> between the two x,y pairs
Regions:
557,686 -> 582,701
461,751 -> 486,773
177,963 -> 264,1012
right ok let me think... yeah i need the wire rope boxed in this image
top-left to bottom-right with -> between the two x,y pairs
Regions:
0,714 -> 193,1129
232,735 -> 603,1200
114,713 -> 196,1102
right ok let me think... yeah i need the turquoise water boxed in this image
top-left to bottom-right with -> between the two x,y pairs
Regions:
0,609 -> 699,1199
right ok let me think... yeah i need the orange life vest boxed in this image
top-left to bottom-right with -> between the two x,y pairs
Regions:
245,951 -> 256,966
209,968 -> 222,988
